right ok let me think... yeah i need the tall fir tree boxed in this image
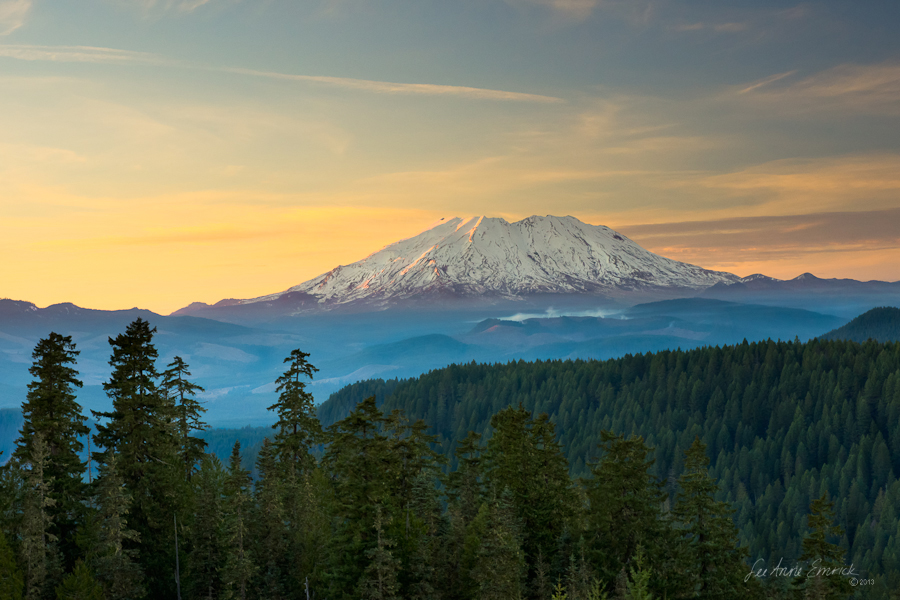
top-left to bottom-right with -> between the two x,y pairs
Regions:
358,505 -> 401,600
19,432 -> 59,600
92,318 -> 181,599
160,356 -> 208,480
15,333 -> 88,567
186,456 -> 226,600
672,437 -> 748,599
323,396 -> 397,599
795,492 -> 852,599
482,405 -> 574,588
444,432 -> 485,600
251,439 -> 287,600
585,431 -> 670,596
269,349 -> 321,471
85,452 -> 144,600
221,443 -> 255,600
468,490 -> 526,600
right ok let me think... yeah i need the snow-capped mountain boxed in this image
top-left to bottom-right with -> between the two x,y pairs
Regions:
242,215 -> 739,309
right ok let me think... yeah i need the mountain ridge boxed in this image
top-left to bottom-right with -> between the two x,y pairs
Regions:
174,215 -> 739,317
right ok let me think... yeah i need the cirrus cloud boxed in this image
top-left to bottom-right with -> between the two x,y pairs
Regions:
0,0 -> 31,35
113,0 -> 223,14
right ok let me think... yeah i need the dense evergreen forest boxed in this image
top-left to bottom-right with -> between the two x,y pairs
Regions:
0,318 -> 894,599
321,339 -> 900,595
821,307 -> 900,343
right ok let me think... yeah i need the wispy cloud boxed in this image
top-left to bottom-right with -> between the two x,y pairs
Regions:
223,67 -> 564,103
0,44 -> 168,64
618,208 -> 900,281
734,62 -> 900,114
0,44 -> 563,103
0,0 -> 30,35
113,0 -> 222,14
737,70 -> 797,95
674,21 -> 749,33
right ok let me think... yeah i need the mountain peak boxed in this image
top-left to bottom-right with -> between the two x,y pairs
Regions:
240,215 -> 738,310
793,273 -> 821,281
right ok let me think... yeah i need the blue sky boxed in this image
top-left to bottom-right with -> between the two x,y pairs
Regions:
1,0 -> 899,311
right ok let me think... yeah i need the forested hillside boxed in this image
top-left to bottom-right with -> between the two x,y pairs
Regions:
821,306 -> 900,343
318,338 -> 900,595
3,318 -> 897,599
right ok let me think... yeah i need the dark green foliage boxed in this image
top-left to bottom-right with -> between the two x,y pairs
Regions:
795,492 -> 852,599
54,561 -> 103,600
8,327 -> 900,599
468,491 -> 525,600
270,349 -> 321,471
92,318 -> 181,599
319,338 -> 900,593
221,443 -> 255,600
0,528 -> 24,600
323,397 -> 444,600
85,452 -> 144,600
673,437 -> 749,599
251,439 -> 287,600
358,505 -> 401,600
623,546 -> 653,600
160,356 -> 208,479
186,456 -> 226,600
316,378 -> 400,426
482,404 -> 575,585
19,432 -> 59,600
323,397 -> 398,598
585,432 -> 670,596
15,333 -> 88,567
821,306 -> 900,343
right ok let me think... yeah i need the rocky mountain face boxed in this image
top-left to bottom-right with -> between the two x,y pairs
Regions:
177,215 -> 739,317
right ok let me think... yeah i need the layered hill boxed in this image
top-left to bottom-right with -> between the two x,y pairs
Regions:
174,215 -> 739,319
701,273 -> 900,317
820,306 -> 900,342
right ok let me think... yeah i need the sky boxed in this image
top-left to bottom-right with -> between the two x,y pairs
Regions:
1,0 -> 899,313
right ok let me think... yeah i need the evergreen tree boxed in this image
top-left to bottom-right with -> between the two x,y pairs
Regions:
269,349 -> 321,471
673,437 -> 747,599
482,405 -> 574,584
251,439 -> 287,600
86,451 -> 144,600
186,456 -> 226,600
445,432 -> 484,526
623,546 -> 654,600
54,561 -> 104,600
0,528 -> 24,600
358,505 -> 401,600
404,472 -> 445,600
160,356 -> 208,479
20,432 -> 59,600
323,396 -> 397,598
585,431 -> 670,596
92,318 -> 181,599
795,492 -> 852,599
221,443 -> 255,600
15,333 -> 88,567
468,491 -> 525,600
0,457 -> 24,548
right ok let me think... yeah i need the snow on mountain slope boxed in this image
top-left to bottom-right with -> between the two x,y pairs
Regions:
245,215 -> 739,308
